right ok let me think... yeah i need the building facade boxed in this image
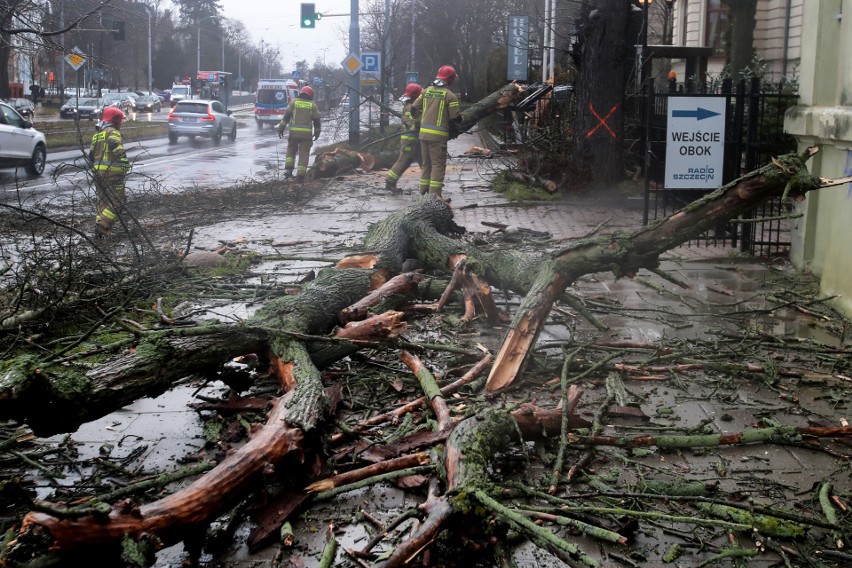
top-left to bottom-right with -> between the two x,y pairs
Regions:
784,0 -> 852,318
669,0 -> 803,84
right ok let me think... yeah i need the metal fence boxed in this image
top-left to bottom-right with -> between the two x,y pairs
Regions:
643,78 -> 799,257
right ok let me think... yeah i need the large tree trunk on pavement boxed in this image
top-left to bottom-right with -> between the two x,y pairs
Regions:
5,150 -> 835,564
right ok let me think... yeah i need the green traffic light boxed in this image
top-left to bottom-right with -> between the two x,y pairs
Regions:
300,3 -> 316,28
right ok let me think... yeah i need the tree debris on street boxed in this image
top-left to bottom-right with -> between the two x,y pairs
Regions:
0,150 -> 850,567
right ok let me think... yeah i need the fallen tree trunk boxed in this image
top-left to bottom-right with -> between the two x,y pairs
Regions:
506,170 -> 558,192
307,148 -> 373,179
4,150 -> 841,564
307,83 -> 526,181
485,147 -> 832,391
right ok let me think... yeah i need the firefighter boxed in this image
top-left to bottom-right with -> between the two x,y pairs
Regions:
385,82 -> 423,193
278,86 -> 321,182
411,65 -> 460,196
89,106 -> 131,238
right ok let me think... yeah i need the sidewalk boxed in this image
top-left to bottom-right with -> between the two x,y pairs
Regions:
48,131 -> 848,567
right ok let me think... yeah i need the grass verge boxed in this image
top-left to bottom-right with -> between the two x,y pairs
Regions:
35,120 -> 169,151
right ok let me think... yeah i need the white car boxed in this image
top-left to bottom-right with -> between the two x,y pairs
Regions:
0,101 -> 47,176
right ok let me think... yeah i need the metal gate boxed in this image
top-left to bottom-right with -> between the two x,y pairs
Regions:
642,78 -> 799,257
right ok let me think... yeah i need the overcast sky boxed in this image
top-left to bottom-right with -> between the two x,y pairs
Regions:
217,0 -> 354,72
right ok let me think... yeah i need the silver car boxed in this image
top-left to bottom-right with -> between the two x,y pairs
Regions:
168,100 -> 236,144
101,92 -> 134,113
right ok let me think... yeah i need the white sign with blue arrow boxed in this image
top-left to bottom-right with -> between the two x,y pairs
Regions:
665,96 -> 726,189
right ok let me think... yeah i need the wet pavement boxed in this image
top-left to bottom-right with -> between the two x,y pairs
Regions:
30,131 -> 852,566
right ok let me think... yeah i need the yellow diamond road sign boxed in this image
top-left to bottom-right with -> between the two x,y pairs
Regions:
341,53 -> 362,76
66,47 -> 87,71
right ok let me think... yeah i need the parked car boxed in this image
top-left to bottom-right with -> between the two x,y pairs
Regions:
155,90 -> 171,103
3,98 -> 35,119
101,92 -> 134,113
168,99 -> 236,144
0,101 -> 47,176
59,97 -> 108,120
133,95 -> 162,113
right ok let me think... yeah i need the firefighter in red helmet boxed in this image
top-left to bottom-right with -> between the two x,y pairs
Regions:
278,85 -> 322,182
89,106 -> 131,238
385,82 -> 423,193
411,65 -> 460,196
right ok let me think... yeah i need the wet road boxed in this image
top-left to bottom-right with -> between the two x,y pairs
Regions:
0,107 -> 353,204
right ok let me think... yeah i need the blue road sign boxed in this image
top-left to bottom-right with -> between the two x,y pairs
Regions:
361,52 -> 381,73
292,70 -> 301,80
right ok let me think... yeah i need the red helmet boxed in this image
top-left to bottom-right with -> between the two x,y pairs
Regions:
436,65 -> 458,83
403,83 -> 422,99
102,106 -> 125,126
300,86 -> 315,99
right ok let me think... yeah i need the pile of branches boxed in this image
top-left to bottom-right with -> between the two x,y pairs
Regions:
0,150 -> 850,567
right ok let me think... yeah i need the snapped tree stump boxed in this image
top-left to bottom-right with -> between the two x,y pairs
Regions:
3,149 -> 844,565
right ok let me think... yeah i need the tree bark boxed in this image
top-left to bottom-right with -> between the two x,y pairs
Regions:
722,0 -> 758,80
572,0 -> 629,185
486,149 -> 824,391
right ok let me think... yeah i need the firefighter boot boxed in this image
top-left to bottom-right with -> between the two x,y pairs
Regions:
385,180 -> 401,193
283,169 -> 293,179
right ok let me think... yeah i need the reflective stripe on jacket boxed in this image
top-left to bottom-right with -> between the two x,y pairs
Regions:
414,86 -> 459,142
90,126 -> 130,174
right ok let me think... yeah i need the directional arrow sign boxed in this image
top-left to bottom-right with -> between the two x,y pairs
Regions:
665,96 -> 726,189
671,107 -> 721,120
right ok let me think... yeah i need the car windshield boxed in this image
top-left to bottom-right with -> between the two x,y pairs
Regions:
172,87 -> 191,95
174,102 -> 209,114
138,96 -> 158,103
104,94 -> 123,101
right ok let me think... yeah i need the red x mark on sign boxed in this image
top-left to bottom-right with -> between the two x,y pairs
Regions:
585,102 -> 619,139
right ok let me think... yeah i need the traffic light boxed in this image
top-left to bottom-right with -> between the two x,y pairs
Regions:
300,3 -> 318,28
112,21 -> 125,41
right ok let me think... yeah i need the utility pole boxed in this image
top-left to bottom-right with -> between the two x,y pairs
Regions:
147,7 -> 153,93
59,1 -> 65,98
349,0 -> 360,145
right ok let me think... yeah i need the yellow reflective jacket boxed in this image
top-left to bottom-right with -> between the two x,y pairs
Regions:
280,98 -> 321,140
89,126 -> 130,176
412,85 -> 459,142
400,101 -> 420,142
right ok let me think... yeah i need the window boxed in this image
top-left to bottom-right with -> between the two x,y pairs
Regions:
705,0 -> 729,56
212,101 -> 225,114
257,90 -> 287,105
1,104 -> 23,128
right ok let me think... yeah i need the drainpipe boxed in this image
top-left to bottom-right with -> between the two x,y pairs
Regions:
781,0 -> 792,82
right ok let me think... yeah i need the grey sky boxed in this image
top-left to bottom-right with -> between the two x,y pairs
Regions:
218,0 -> 353,72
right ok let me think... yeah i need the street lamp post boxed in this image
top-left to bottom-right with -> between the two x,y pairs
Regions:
638,0 -> 651,88
197,15 -> 220,77
146,6 -> 153,93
